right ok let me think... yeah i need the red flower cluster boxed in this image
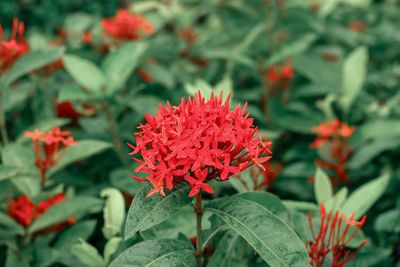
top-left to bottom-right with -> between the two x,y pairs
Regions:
0,18 -> 29,74
24,127 -> 76,186
263,62 -> 295,94
8,193 -> 75,231
307,204 -> 367,267
102,9 -> 154,42
128,92 -> 272,197
311,119 -> 355,184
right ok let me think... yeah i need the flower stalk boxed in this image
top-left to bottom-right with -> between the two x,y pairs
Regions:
194,193 -> 203,267
0,86 -> 8,145
102,102 -> 128,166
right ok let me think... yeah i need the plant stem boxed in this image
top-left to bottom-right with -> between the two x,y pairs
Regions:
102,102 -> 128,166
194,193 -> 203,267
0,84 -> 8,146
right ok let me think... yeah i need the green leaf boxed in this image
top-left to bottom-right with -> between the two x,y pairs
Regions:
104,237 -> 122,264
340,47 -> 368,112
268,34 -> 317,66
5,249 -> 30,267
204,196 -> 309,267
55,220 -> 97,250
109,239 -> 195,267
28,196 -> 103,233
325,187 -> 348,212
63,55 -> 107,93
207,231 -> 246,267
1,143 -> 40,197
235,192 -> 289,222
375,209 -> 400,233
0,165 -> 34,181
124,184 -> 191,240
71,239 -> 105,267
1,46 -> 65,87
101,188 -> 126,239
342,173 -> 390,219
348,137 -> 400,169
102,42 -> 148,93
314,167 -> 333,204
49,140 -> 112,175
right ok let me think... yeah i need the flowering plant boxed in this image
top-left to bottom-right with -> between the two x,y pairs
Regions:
128,92 -> 272,197
0,1 -> 397,267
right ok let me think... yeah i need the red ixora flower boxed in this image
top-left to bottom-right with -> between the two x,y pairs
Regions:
8,193 -> 75,231
102,9 -> 154,42
310,119 -> 355,184
24,127 -> 76,186
128,92 -> 272,197
0,18 -> 29,74
263,62 -> 295,94
307,204 -> 367,267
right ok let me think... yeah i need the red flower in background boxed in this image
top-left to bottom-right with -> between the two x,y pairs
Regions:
0,18 -> 29,74
263,62 -> 295,94
311,119 -> 355,184
348,21 -> 366,32
128,92 -> 272,197
56,101 -> 96,123
7,195 -> 35,226
24,127 -> 76,186
307,204 -> 367,267
102,9 -> 154,42
8,193 -> 75,231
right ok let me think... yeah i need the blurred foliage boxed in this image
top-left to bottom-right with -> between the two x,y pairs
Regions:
1,0 -> 400,266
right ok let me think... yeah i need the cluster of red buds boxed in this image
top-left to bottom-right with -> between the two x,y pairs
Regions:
263,62 -> 295,94
8,193 -> 75,232
102,9 -> 154,43
235,160 -> 283,191
128,92 -> 272,197
310,119 -> 355,184
0,18 -> 29,74
307,204 -> 367,267
24,127 -> 76,186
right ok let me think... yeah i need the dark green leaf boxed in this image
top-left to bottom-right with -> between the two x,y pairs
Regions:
28,196 -> 103,233
49,140 -> 112,175
1,46 -> 65,87
63,55 -> 106,93
102,42 -> 147,93
124,184 -> 191,240
109,239 -> 195,267
204,196 -> 309,267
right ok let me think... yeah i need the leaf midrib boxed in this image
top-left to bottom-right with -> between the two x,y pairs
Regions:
127,186 -> 189,238
145,249 -> 193,267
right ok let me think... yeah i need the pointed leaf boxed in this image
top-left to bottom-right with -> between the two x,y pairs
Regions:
342,173 -> 390,218
101,188 -> 126,239
124,184 -> 191,240
28,196 -> 103,233
63,55 -> 106,93
71,239 -> 105,267
1,46 -> 65,87
340,47 -> 368,112
204,196 -> 309,267
102,42 -> 147,93
109,239 -> 195,267
49,140 -> 112,175
314,167 -> 333,204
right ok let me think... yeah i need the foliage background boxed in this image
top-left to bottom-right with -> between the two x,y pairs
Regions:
0,0 -> 400,266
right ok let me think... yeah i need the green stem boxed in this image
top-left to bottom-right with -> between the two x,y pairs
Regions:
0,84 -> 8,146
103,102 -> 128,166
194,193 -> 203,267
